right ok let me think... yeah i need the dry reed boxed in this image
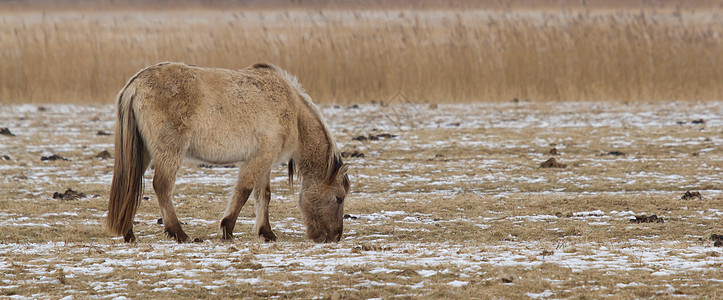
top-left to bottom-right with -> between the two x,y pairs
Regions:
0,8 -> 721,104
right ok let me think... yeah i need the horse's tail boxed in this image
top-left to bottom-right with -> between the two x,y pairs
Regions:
107,82 -> 146,237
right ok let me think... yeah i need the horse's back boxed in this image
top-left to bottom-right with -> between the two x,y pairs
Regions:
129,63 -> 300,165
131,62 -> 295,114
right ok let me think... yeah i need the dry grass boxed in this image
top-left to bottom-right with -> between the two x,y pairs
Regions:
1,5 -> 722,104
0,101 -> 721,298
2,0 -> 722,11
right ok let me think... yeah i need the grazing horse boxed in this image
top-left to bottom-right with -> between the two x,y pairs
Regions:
107,62 -> 350,243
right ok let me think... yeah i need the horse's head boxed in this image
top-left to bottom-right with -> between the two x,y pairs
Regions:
299,163 -> 350,243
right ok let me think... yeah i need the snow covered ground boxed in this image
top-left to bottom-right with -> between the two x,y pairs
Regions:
0,101 -> 721,298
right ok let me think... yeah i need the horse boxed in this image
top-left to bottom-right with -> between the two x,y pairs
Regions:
107,62 -> 350,243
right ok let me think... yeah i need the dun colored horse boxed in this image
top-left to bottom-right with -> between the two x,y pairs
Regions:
107,62 -> 350,243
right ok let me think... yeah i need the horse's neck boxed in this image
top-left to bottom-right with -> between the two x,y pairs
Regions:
295,105 -> 332,182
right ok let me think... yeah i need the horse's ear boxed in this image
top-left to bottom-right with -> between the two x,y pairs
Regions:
339,164 -> 350,193
337,164 -> 349,178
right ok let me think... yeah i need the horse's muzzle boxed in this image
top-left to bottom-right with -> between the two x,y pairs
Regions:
311,230 -> 343,243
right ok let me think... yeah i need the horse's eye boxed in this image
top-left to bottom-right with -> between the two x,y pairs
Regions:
336,196 -> 344,204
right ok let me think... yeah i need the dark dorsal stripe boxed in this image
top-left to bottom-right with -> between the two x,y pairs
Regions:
252,63 -> 274,69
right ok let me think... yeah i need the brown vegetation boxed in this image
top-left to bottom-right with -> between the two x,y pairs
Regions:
1,3 -> 722,103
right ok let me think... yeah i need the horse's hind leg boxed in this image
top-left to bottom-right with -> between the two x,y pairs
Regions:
220,156 -> 274,240
253,171 -> 276,242
153,153 -> 189,243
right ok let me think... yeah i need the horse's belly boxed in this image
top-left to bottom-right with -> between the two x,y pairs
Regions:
185,133 -> 257,165
183,99 -> 295,166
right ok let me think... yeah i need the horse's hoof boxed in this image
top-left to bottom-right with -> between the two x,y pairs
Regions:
123,232 -> 136,243
220,217 -> 235,241
165,228 -> 190,243
175,235 -> 190,243
222,232 -> 234,241
221,227 -> 234,241
258,231 -> 277,243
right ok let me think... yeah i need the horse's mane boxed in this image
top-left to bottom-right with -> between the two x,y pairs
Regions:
255,63 -> 345,187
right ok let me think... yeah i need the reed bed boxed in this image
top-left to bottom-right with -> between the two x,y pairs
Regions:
1,8 -> 721,103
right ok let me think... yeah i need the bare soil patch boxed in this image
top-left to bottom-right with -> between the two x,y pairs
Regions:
52,188 -> 87,201
681,190 -> 702,200
41,154 -> 69,161
0,127 -> 15,136
94,150 -> 111,160
539,157 -> 566,168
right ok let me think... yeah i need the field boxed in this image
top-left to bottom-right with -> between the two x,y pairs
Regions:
1,101 -> 721,298
1,1 -> 722,298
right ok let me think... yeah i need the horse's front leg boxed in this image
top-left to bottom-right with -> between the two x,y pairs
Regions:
253,171 -> 277,242
220,156 -> 274,240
